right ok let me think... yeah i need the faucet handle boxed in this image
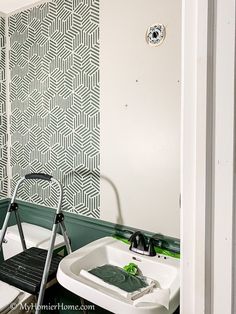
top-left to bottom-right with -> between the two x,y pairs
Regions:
147,238 -> 156,257
129,230 -> 141,241
129,231 -> 146,251
129,233 -> 137,249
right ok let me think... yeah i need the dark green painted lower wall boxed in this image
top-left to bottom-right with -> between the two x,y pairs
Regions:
0,198 -> 120,252
0,198 -> 180,253
0,198 -> 180,313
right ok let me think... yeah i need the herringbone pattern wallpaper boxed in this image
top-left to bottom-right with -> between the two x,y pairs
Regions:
9,0 -> 100,216
0,17 -> 7,198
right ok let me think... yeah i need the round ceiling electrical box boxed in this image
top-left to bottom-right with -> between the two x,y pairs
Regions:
146,24 -> 166,46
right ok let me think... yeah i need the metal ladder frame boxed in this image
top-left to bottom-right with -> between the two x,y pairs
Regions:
0,173 -> 72,314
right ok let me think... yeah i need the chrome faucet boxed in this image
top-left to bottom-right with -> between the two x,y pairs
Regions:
129,231 -> 156,257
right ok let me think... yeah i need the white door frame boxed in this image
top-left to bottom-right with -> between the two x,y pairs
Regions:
213,0 -> 235,313
181,0 -> 235,313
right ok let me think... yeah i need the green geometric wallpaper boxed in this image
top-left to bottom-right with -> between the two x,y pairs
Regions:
0,17 -> 7,198
9,0 -> 100,217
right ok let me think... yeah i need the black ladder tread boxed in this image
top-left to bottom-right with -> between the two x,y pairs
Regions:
0,247 -> 63,294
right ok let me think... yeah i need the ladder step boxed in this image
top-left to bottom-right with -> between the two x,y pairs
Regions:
0,247 -> 63,294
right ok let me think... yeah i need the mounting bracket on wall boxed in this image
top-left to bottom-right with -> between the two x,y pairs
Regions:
146,24 -> 166,46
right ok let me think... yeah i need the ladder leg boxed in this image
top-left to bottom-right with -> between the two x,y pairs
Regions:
0,211 -> 11,251
80,297 -> 88,314
35,223 -> 58,314
59,221 -> 72,254
14,210 -> 27,251
59,222 -> 87,313
0,178 -> 25,252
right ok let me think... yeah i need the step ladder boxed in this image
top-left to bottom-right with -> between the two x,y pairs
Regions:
0,173 -> 72,314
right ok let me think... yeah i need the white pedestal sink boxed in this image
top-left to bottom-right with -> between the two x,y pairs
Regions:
57,237 -> 180,314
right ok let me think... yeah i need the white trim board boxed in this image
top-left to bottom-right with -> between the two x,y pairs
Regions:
181,0 -> 213,312
181,0 -> 235,313
213,0 -> 235,312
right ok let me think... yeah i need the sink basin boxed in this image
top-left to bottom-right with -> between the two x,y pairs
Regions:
57,237 -> 180,314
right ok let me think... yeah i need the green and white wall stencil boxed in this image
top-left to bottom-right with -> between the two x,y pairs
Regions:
0,0 -> 181,262
1,0 -> 100,217
0,17 -> 7,198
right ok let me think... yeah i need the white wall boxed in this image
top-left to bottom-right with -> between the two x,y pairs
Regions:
100,0 -> 181,237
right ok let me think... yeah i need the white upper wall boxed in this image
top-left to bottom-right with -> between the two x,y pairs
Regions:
0,0 -> 49,15
100,0 -> 181,237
